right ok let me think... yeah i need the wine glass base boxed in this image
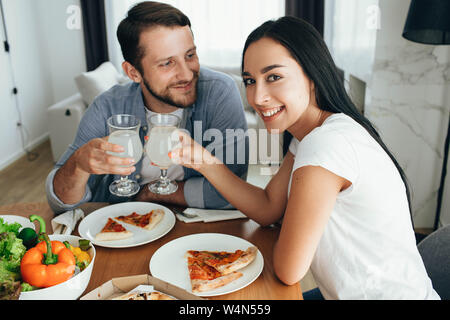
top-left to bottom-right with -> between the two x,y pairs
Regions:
109,180 -> 140,197
148,180 -> 178,195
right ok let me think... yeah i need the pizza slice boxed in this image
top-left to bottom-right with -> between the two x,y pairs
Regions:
149,291 -> 176,300
187,246 -> 257,275
95,218 -> 133,241
115,209 -> 164,231
187,256 -> 243,293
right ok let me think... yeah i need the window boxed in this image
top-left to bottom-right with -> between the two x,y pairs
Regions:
105,0 -> 285,71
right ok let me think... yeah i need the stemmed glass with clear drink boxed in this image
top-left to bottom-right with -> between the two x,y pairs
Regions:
107,114 -> 143,197
146,113 -> 181,195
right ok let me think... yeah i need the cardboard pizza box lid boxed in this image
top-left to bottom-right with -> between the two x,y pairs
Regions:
80,274 -> 204,300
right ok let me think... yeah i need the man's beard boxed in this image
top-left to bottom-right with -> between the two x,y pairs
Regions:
142,72 -> 199,109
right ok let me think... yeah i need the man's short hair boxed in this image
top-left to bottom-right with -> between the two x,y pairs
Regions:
117,1 -> 191,73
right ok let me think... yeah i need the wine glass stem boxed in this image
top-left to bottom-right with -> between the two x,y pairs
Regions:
160,169 -> 168,185
119,175 -> 131,190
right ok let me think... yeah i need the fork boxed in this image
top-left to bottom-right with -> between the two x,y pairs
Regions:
172,208 -> 198,218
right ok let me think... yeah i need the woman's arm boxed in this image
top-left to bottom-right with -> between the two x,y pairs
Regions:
202,153 -> 294,226
273,165 -> 351,285
170,131 -> 294,226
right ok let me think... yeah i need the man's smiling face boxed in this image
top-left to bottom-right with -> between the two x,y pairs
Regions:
138,25 -> 200,112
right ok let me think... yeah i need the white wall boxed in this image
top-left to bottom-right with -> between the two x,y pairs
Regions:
0,0 -> 86,170
37,0 -> 86,103
325,0 -> 450,228
324,0 -> 378,85
0,6 -> 20,170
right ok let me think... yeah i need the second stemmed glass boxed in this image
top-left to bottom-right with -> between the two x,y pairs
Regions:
145,113 -> 181,195
107,114 -> 143,197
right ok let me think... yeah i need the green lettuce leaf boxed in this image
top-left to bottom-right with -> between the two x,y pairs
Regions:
0,218 -> 21,235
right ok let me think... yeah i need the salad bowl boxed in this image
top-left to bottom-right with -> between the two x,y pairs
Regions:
19,234 -> 96,300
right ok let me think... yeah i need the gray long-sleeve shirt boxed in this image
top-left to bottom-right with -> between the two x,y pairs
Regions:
46,66 -> 249,214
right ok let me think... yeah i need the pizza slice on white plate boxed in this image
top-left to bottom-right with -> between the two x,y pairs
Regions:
95,218 -> 133,241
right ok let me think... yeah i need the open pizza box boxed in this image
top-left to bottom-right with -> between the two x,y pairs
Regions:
80,274 -> 204,300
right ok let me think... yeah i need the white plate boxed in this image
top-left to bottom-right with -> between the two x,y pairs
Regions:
149,233 -> 264,297
0,215 -> 35,231
78,202 -> 176,248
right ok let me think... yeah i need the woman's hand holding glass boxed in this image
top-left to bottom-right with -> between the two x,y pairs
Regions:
145,114 -> 182,195
168,130 -> 221,173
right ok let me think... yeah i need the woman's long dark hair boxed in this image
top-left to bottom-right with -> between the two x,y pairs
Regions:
242,16 -> 413,225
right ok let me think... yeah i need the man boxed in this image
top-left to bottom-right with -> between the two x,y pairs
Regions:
46,1 -> 248,214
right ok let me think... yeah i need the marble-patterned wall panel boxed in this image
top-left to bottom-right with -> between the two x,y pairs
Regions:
367,94 -> 447,227
367,41 -> 450,227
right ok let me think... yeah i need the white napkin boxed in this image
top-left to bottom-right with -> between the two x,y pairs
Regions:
51,208 -> 85,235
176,208 -> 247,223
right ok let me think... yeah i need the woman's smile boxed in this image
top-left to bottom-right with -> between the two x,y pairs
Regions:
260,106 -> 286,121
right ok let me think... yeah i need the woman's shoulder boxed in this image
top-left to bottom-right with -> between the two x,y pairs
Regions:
314,113 -> 363,137
301,113 -> 358,148
289,113 -> 362,185
289,113 -> 365,156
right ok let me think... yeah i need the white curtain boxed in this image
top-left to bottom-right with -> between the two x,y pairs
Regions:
104,0 -> 285,72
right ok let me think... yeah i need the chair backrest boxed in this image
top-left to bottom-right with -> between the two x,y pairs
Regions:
417,224 -> 450,299
74,62 -> 123,107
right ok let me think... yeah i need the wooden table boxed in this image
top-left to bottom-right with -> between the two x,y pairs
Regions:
0,202 -> 303,300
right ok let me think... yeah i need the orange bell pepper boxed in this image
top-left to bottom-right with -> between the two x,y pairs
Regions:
20,216 -> 76,288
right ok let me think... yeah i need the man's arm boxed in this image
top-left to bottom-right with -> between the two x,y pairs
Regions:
46,98 -> 136,213
53,137 -> 135,204
53,150 -> 90,205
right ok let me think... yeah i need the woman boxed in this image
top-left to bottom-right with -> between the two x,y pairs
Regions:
169,16 -> 439,300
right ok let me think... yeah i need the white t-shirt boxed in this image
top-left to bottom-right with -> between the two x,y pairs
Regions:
288,113 -> 439,300
140,108 -> 185,185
